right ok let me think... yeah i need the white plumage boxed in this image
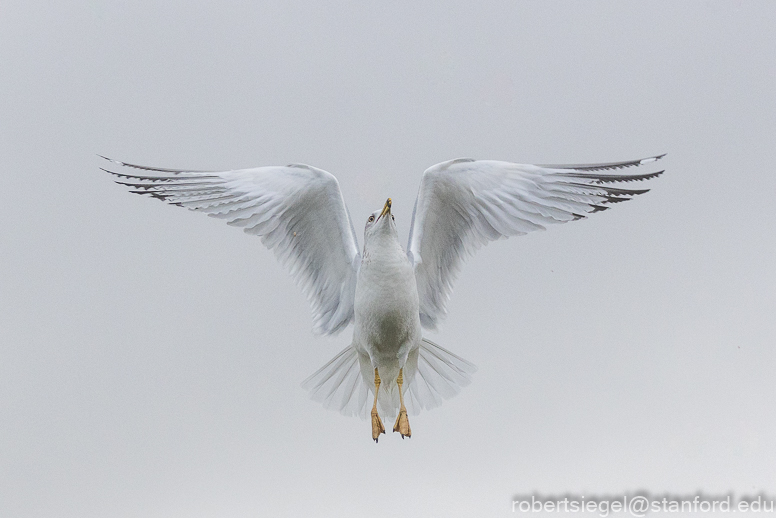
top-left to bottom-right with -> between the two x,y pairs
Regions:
102,153 -> 664,426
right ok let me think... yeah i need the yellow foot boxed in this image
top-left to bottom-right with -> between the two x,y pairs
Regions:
393,408 -> 411,439
371,408 -> 386,442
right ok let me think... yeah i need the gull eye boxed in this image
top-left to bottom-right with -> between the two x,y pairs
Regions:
368,215 -> 375,223
391,215 -> 395,221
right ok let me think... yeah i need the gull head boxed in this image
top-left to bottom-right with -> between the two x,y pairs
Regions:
363,198 -> 398,253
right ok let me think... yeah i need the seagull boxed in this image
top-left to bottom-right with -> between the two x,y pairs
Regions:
101,153 -> 664,441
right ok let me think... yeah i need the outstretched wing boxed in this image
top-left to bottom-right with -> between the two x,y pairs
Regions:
101,156 -> 361,335
407,154 -> 665,329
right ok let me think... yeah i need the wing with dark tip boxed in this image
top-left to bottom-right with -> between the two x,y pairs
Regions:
538,154 -> 666,171
101,157 -> 361,335
407,154 -> 665,329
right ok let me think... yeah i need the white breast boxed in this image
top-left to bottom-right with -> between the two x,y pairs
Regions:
353,237 -> 421,365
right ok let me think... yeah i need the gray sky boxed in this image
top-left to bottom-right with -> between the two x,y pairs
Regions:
1,1 -> 774,517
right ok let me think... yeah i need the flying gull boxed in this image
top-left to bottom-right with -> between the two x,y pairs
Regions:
101,153 -> 664,441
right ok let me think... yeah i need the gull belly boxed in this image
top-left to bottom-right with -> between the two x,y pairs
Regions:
353,234 -> 421,386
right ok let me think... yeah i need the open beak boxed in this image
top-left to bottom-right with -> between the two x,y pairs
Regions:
378,198 -> 392,220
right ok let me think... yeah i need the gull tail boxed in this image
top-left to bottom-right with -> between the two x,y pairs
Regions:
403,338 -> 477,415
301,345 -> 371,418
301,339 -> 476,419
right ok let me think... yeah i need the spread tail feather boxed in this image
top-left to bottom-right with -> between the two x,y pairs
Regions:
301,339 -> 476,419
300,345 -> 371,418
404,338 -> 477,415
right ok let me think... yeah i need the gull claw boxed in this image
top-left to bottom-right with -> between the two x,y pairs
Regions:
371,408 -> 385,442
393,408 -> 411,438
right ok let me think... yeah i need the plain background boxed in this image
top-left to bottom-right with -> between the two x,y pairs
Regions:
1,1 -> 774,517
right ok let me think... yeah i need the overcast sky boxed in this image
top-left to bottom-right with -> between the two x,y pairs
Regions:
1,1 -> 774,517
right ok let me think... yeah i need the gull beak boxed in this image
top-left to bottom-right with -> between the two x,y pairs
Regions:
378,198 -> 392,220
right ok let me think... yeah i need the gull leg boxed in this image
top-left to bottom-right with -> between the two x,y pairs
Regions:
371,368 -> 385,442
393,368 -> 411,438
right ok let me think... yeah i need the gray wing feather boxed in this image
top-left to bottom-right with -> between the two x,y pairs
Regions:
102,157 -> 361,335
407,154 -> 664,329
